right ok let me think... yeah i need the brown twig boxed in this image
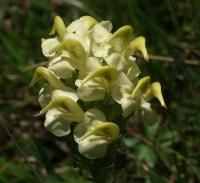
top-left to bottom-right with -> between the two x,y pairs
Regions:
147,54 -> 200,66
23,61 -> 48,71
24,54 -> 200,71
129,129 -> 155,147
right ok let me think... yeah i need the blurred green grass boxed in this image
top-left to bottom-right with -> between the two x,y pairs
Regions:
0,0 -> 200,182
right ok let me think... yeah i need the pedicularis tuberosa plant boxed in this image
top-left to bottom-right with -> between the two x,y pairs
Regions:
30,16 -> 166,183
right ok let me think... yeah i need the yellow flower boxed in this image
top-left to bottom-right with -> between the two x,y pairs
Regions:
30,15 -> 166,159
74,109 -> 120,159
77,66 -> 119,101
112,75 -> 166,119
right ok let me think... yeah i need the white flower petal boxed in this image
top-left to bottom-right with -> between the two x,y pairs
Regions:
52,88 -> 78,102
91,42 -> 111,58
77,80 -> 106,101
86,57 -> 102,73
74,119 -> 119,159
78,135 -> 108,159
121,97 -> 140,117
92,24 -> 112,43
105,52 -> 124,70
84,109 -> 106,124
99,21 -> 113,32
67,16 -> 97,34
41,38 -> 59,57
65,33 -> 90,53
126,60 -> 141,80
44,108 -> 71,137
48,56 -> 75,79
111,73 -> 133,103
38,85 -> 52,107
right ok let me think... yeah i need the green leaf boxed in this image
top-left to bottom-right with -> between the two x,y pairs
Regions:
149,171 -> 167,183
137,144 -> 156,168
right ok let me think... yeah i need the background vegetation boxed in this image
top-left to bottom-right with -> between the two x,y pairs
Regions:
0,0 -> 200,182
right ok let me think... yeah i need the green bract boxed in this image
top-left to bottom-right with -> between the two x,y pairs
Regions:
31,15 -> 166,159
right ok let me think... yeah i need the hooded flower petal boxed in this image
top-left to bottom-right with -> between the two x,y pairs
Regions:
40,96 -> 84,122
30,66 -> 67,90
65,16 -> 97,54
49,38 -> 87,70
49,16 -> 67,39
50,38 -> 87,60
38,87 -> 78,108
67,16 -> 97,34
126,36 -> 148,60
131,76 -> 151,98
81,66 -> 119,86
79,122 -> 119,142
143,82 -> 166,108
109,25 -> 133,53
77,66 -> 119,102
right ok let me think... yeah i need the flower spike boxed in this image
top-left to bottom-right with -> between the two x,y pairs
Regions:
31,15 -> 167,162
30,66 -> 67,90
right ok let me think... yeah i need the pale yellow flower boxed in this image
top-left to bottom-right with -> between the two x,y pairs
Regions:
74,109 -> 119,159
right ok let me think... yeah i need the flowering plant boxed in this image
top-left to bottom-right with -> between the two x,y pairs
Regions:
30,15 -> 166,182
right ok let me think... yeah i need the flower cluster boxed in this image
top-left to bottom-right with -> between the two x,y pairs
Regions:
30,16 -> 166,159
